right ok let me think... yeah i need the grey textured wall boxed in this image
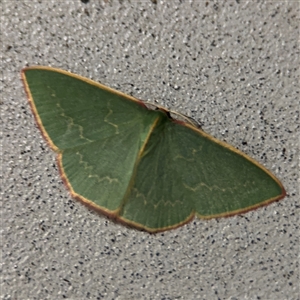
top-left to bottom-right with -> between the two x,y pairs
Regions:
2,1 -> 299,299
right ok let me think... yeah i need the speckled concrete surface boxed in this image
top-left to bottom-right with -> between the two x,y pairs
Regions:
1,1 -> 299,299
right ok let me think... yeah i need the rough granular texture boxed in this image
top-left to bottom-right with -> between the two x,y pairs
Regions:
1,1 -> 298,299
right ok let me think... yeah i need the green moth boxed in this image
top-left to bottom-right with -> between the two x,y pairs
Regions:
22,66 -> 286,232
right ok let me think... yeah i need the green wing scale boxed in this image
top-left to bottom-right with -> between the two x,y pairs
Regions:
22,67 -> 286,232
